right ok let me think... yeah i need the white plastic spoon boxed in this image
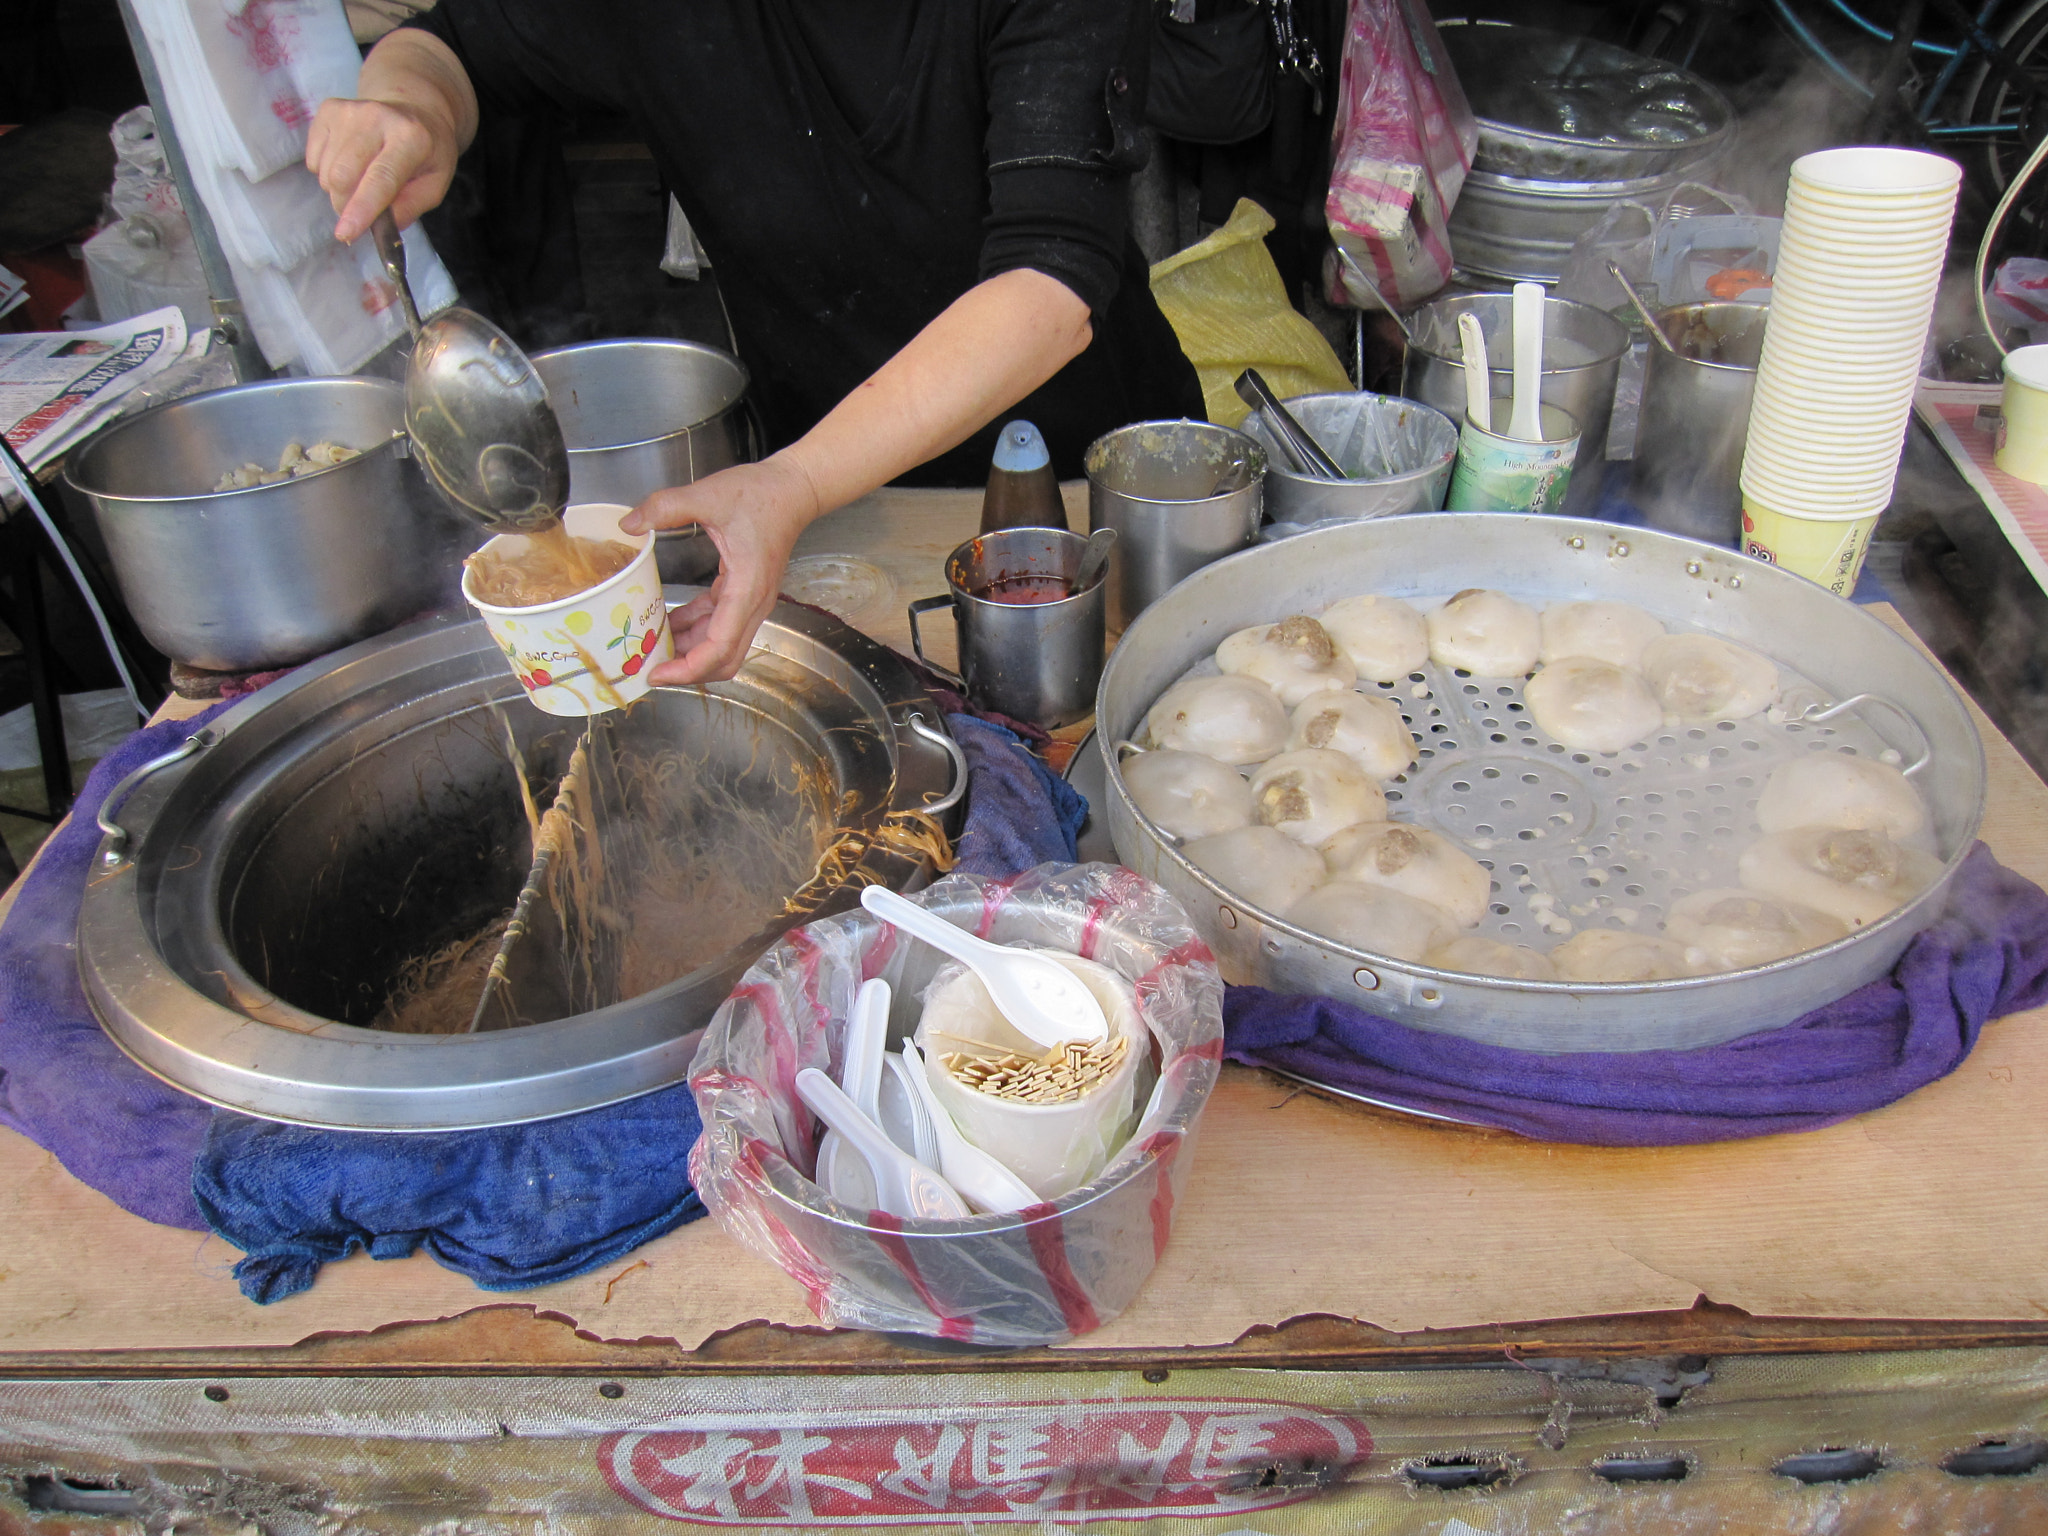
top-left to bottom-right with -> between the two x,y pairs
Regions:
818,977 -> 892,1206
1509,281 -> 1546,443
1457,311 -> 1492,434
796,1067 -> 968,1221
860,885 -> 1108,1047
901,1041 -> 1041,1215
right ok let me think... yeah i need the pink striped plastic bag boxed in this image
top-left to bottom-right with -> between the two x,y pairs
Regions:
689,862 -> 1224,1345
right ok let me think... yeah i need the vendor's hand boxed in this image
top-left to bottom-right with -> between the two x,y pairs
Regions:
308,97 -> 458,244
623,455 -> 824,686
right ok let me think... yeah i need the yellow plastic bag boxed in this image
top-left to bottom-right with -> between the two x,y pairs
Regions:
1148,198 -> 1353,429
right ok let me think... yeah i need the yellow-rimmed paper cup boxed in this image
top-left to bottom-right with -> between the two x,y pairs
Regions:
1740,493 -> 1881,596
1996,345 -> 2048,485
461,501 -> 673,716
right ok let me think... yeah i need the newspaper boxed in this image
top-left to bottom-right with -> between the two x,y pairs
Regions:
0,305 -> 192,475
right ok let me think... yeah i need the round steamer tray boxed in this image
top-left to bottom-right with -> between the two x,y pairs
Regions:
1094,514 -> 1987,1053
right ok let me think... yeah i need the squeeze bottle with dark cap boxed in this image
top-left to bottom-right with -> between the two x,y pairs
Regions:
979,419 -> 1066,533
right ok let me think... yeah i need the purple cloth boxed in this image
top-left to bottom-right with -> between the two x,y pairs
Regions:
948,712 -> 1088,878
1225,842 -> 2048,1146
0,706 -> 232,1229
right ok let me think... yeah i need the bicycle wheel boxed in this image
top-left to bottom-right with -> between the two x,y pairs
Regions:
1958,0 -> 2048,202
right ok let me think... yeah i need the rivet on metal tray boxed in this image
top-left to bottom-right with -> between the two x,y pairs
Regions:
1263,938 -> 1282,955
1568,536 -> 1585,550
1686,560 -> 1703,576
1729,576 -> 1742,589
1353,966 -> 1380,991
1613,542 -> 1630,558
1219,905 -> 1239,929
1417,987 -> 1443,1008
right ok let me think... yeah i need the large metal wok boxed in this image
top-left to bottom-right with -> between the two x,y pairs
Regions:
1095,515 -> 1986,1053
78,599 -> 962,1130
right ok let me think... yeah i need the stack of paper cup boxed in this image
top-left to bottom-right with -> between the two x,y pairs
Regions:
1739,147 -> 1961,595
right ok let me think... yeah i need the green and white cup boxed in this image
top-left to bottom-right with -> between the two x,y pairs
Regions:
1446,402 -> 1580,514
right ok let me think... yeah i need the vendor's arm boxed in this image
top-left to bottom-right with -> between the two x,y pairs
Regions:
305,28 -> 477,242
625,269 -> 1093,686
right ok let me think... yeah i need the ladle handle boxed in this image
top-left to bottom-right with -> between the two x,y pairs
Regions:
98,731 -> 208,867
371,211 -> 422,339
906,597 -> 966,691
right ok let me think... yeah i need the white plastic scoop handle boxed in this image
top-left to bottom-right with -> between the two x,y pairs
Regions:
796,1067 -> 968,1221
818,977 -> 893,1205
1509,281 -> 1546,443
901,1041 -> 1041,1215
1457,312 -> 1492,433
860,886 -> 1109,1047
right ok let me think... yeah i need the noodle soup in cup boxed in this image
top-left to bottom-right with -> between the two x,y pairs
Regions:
461,502 -> 673,716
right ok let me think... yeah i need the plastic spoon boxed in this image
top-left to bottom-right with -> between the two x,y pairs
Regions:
900,1041 -> 1040,1215
860,886 -> 1108,1047
880,1051 -> 939,1164
1457,312 -> 1493,434
796,1067 -> 968,1221
817,977 -> 892,1206
1508,281 -> 1546,443
1075,526 -> 1118,593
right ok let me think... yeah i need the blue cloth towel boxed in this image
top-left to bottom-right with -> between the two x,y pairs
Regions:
947,712 -> 1088,877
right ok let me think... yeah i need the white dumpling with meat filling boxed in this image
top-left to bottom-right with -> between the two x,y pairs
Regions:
1663,888 -> 1849,972
1145,674 -> 1289,764
1319,594 -> 1430,682
1754,753 -> 1928,842
1286,692 -> 1415,781
1427,935 -> 1559,981
1737,826 -> 1942,928
1183,825 -> 1327,915
1550,929 -> 1701,983
1321,820 -> 1490,928
1285,882 -> 1456,962
1640,632 -> 1779,720
1122,749 -> 1253,841
1524,656 -> 1664,753
1425,588 -> 1542,676
1248,749 -> 1386,847
1539,600 -> 1666,671
1216,615 -> 1356,706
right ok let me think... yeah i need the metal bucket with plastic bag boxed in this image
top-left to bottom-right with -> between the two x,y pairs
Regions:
688,862 -> 1224,1346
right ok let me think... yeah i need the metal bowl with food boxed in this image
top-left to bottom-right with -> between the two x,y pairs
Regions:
1094,514 -> 1985,1053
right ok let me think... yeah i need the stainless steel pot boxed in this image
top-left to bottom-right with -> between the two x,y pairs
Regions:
1238,393 -> 1457,527
1448,166 -> 1700,283
77,599 -> 963,1130
531,338 -> 754,585
1402,292 -> 1629,516
1633,301 -> 1769,546
63,377 -> 469,672
1094,515 -> 1986,1053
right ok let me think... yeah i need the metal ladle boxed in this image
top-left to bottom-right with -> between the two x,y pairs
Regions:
373,212 -> 569,534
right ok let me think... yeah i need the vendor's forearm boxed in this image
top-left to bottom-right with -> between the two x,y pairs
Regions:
774,268 -> 1094,523
360,30 -> 479,152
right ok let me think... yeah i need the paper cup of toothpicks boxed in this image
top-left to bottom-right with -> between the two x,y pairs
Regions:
914,950 -> 1148,1199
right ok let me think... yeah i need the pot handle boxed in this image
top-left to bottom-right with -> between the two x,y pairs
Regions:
98,730 -> 211,867
1799,694 -> 1933,777
906,595 -> 964,690
904,711 -> 968,817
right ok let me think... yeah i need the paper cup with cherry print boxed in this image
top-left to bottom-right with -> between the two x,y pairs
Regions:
462,501 -> 673,716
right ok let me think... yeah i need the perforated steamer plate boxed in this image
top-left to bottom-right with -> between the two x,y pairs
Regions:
1096,515 -> 1986,1053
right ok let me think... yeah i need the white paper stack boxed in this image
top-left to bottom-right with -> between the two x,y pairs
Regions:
127,0 -> 457,374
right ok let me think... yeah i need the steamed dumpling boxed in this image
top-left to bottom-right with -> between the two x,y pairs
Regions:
1539,600 -> 1665,671
1663,888 -> 1849,971
1737,826 -> 1942,928
1146,674 -> 1289,764
1122,749 -> 1253,841
1551,929 -> 1700,983
1321,820 -> 1490,928
1183,825 -> 1327,915
1641,633 -> 1778,720
1320,594 -> 1430,682
1287,692 -> 1415,781
1216,615 -> 1357,706
1755,754 -> 1928,842
1525,656 -> 1663,754
1285,881 -> 1456,962
1428,935 -> 1559,981
1426,589 -> 1541,676
1249,749 -> 1386,846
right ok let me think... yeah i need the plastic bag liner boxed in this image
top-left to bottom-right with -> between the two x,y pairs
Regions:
688,862 -> 1224,1345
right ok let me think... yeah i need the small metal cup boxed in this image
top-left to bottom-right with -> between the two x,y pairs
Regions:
908,528 -> 1106,729
1084,420 -> 1265,632
1632,301 -> 1769,546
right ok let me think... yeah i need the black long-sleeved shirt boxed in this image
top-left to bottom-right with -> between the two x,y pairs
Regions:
409,0 -> 1202,482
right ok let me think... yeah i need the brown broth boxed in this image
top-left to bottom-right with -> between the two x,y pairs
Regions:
466,523 -> 637,607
